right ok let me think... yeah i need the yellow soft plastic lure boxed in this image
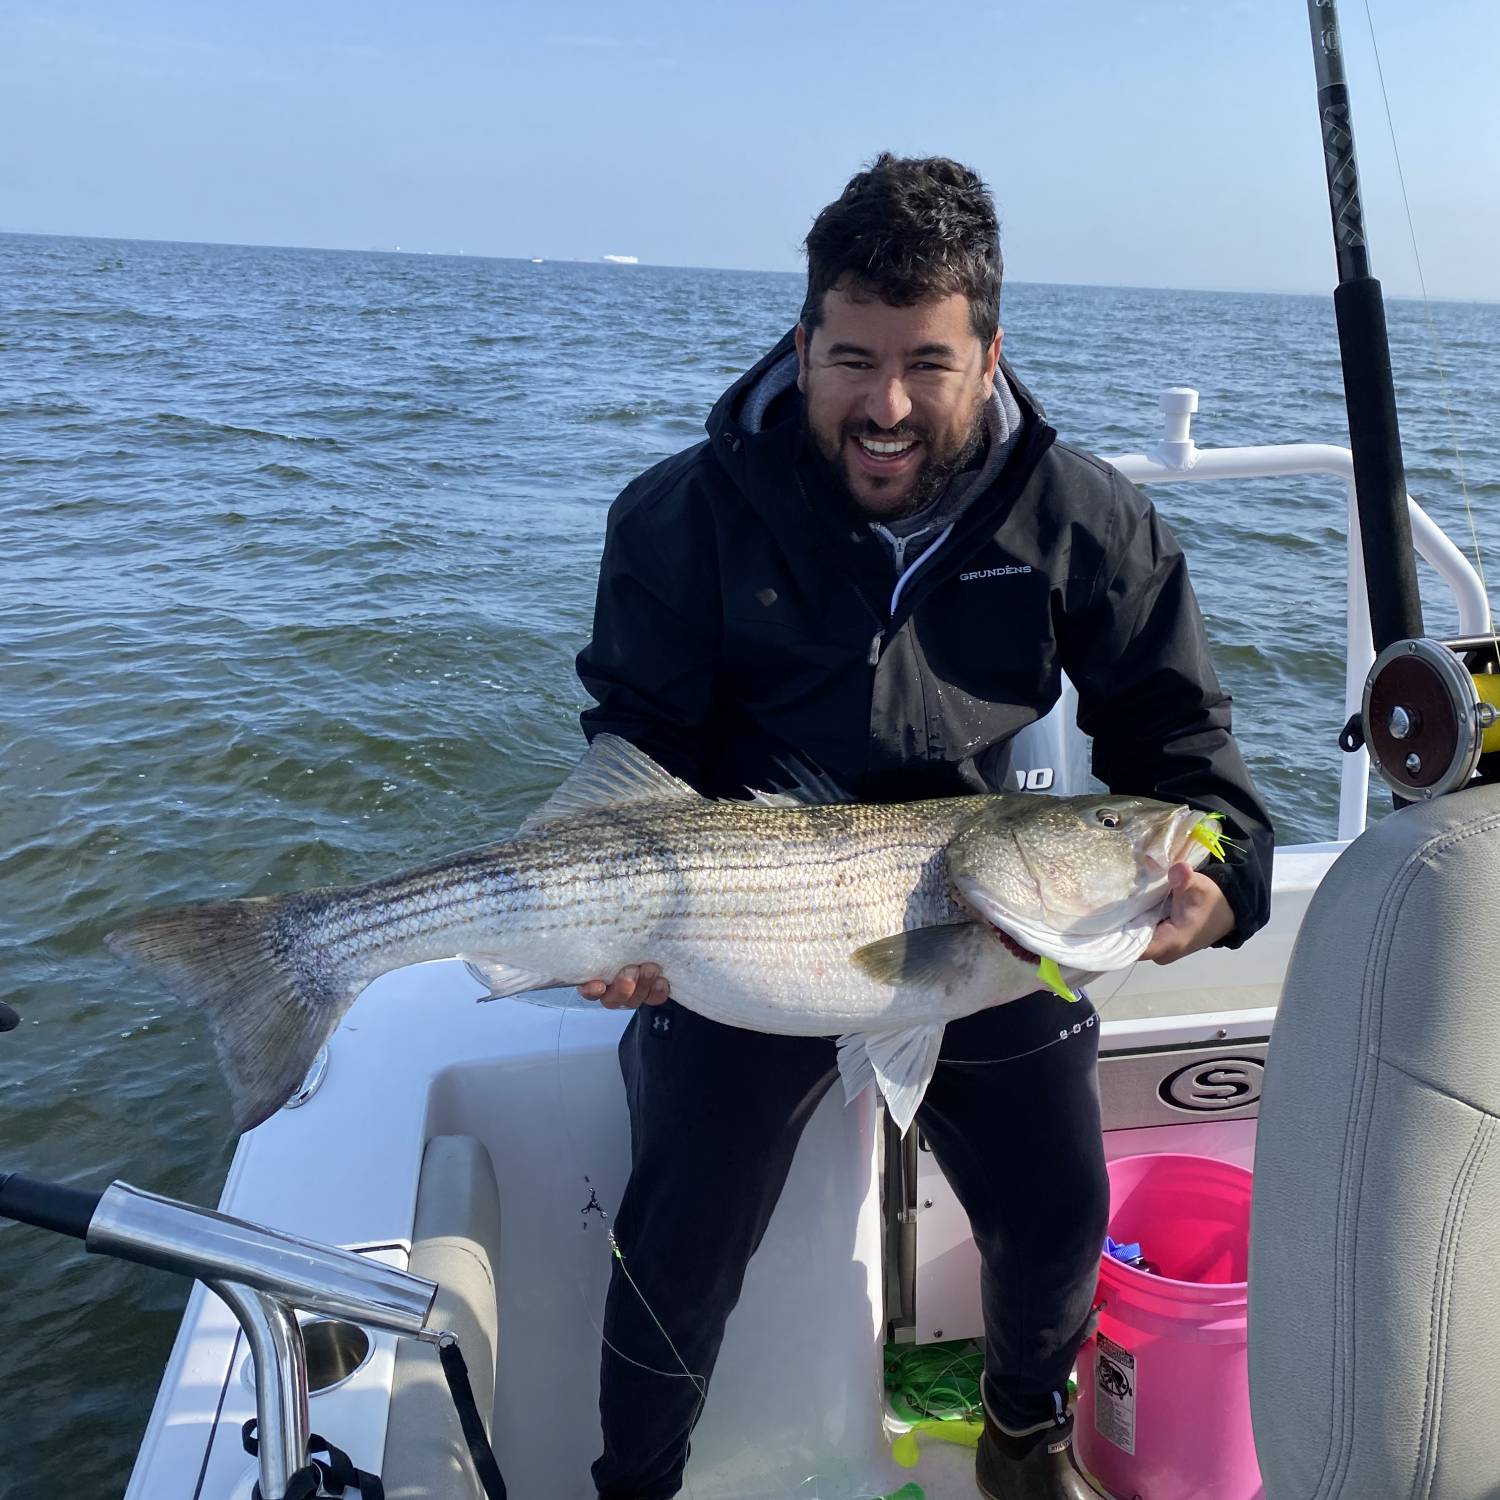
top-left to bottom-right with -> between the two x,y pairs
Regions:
1037,955 -> 1078,1003
1034,813 -> 1227,1003
1189,811 -> 1228,862
891,1417 -> 983,1466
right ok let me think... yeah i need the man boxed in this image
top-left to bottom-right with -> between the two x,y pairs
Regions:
575,154 -> 1273,1500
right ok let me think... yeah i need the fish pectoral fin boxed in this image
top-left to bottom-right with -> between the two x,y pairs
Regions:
517,734 -> 703,833
459,954 -> 559,1000
849,923 -> 989,988
837,1024 -> 946,1136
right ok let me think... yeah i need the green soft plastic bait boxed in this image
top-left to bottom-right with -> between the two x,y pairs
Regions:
1189,812 -> 1227,861
1037,954 -> 1079,1003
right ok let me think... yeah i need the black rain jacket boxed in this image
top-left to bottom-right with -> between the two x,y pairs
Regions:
577,331 -> 1273,946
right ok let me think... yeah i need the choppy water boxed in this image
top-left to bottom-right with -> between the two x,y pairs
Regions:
1,231 -> 1496,1496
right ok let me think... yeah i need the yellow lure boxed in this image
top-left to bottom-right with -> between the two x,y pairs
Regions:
1188,812 -> 1228,862
891,1418 -> 984,1466
1037,955 -> 1078,1003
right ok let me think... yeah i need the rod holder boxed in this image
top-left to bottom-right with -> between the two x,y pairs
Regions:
1154,387 -> 1200,470
86,1181 -> 441,1500
87,1181 -> 438,1339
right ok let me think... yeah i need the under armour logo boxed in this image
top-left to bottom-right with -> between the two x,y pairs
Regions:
650,1012 -> 672,1037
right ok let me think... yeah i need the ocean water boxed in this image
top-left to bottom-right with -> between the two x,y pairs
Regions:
0,231 -> 1496,1495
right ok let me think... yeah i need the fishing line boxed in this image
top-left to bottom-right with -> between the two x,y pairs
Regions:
791,1482 -> 893,1500
541,994 -> 1000,1500
1361,0 -> 1498,653
931,965 -> 1135,1071
885,1341 -> 985,1424
546,997 -> 708,1499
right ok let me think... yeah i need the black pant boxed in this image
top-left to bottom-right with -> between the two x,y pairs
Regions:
591,993 -> 1109,1500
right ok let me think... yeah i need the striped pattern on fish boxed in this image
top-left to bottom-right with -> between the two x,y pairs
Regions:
106,735 -> 1215,1135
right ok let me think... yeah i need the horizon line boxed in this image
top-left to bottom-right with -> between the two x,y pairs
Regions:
2,226 -> 1494,308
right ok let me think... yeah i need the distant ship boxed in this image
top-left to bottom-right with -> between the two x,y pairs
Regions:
530,257 -> 544,264
602,254 -> 639,265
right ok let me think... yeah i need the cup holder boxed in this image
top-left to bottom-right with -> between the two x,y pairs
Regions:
241,1318 -> 373,1396
303,1319 -> 372,1393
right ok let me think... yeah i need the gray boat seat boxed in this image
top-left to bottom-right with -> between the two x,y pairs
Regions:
381,1134 -> 503,1500
1250,782 -> 1500,1498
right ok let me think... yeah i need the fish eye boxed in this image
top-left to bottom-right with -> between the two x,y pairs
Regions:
1094,809 -> 1123,828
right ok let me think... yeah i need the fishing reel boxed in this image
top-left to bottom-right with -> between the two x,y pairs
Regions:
1358,635 -> 1500,800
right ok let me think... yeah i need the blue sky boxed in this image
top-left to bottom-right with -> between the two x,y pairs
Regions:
3,0 -> 1497,299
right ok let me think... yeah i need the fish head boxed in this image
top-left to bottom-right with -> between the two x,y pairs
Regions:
945,793 -> 1216,969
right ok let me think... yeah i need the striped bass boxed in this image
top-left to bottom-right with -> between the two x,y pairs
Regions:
107,735 -> 1222,1135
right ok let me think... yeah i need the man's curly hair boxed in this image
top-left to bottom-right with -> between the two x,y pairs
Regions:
801,153 -> 1002,343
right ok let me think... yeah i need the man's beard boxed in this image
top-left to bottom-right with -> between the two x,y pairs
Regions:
800,390 -> 989,521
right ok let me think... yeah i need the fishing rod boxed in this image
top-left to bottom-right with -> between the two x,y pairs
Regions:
1308,0 -> 1499,801
1307,0 -> 1423,653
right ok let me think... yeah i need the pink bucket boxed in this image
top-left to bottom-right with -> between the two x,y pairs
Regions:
1074,1153 -> 1262,1500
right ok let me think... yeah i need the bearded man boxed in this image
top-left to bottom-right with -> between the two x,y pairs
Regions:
574,154 -> 1273,1500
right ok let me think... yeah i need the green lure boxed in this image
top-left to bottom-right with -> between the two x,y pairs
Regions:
891,1418 -> 983,1466
1189,811 -> 1228,861
1036,955 -> 1079,1004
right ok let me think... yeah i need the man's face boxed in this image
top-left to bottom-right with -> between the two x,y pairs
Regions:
795,286 -> 1002,520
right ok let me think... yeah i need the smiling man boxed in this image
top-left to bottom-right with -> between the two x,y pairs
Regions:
576,154 -> 1273,1499
797,285 -> 996,517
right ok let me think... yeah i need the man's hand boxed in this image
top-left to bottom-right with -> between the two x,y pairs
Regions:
1140,863 -> 1234,964
577,963 -> 671,1010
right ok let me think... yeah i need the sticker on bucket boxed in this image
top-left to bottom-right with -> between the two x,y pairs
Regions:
1093,1333 -> 1136,1455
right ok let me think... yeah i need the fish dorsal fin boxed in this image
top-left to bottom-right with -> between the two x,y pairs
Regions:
836,1023 -> 946,1135
747,756 -> 853,808
519,734 -> 703,833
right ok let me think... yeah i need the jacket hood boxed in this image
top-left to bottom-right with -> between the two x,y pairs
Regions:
706,327 -> 802,449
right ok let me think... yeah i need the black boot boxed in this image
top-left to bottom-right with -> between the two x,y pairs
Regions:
974,1410 -> 1100,1499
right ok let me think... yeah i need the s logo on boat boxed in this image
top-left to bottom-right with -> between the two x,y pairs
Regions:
1158,1058 -> 1264,1112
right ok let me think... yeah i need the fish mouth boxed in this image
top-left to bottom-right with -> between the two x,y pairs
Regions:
1167,805 -> 1218,869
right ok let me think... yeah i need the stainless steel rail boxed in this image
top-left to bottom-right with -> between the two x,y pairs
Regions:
87,1181 -> 442,1499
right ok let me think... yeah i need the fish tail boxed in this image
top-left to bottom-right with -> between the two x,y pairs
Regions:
106,894 -> 355,1135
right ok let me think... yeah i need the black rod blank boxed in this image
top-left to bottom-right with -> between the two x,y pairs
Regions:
1307,0 -> 1424,654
